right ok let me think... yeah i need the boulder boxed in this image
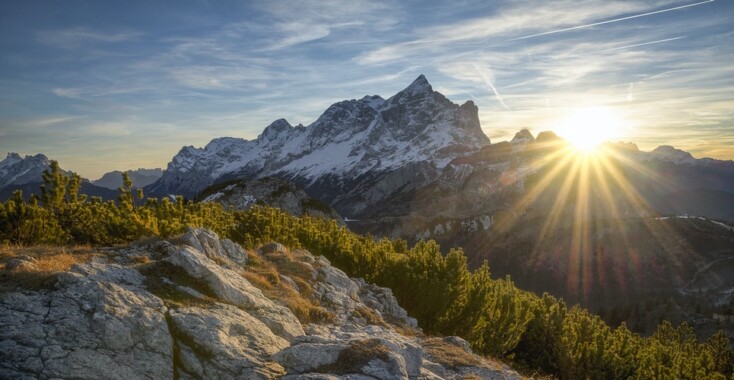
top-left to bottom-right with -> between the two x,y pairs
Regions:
179,227 -> 247,265
259,242 -> 288,255
4,258 -> 37,271
170,304 -> 288,379
0,266 -> 172,379
165,245 -> 304,340
272,340 -> 346,373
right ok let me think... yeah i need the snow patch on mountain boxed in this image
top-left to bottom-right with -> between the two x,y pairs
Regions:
649,145 -> 696,165
0,153 -> 54,189
148,75 -> 490,199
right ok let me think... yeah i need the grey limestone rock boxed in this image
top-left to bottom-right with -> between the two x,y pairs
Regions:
179,227 -> 247,265
170,304 -> 288,379
165,245 -> 304,341
0,229 -> 522,380
4,258 -> 37,271
0,267 -> 172,379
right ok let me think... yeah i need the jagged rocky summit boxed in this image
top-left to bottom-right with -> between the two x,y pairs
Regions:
0,153 -> 55,189
0,153 -> 119,202
0,228 -> 520,379
146,75 -> 490,215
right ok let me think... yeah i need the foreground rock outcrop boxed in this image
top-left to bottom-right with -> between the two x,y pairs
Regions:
0,228 -> 520,379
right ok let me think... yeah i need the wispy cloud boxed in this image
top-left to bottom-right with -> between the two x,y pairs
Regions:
1,0 -> 732,176
575,36 -> 688,55
36,27 -> 141,48
357,1 -> 675,64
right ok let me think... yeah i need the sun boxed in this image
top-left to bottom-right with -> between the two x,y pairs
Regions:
557,107 -> 622,153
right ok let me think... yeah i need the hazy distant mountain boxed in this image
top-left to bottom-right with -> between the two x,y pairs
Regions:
0,152 -> 118,201
92,168 -> 163,189
146,75 -> 489,216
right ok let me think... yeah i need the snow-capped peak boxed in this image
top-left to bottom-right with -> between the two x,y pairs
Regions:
4,152 -> 22,163
402,74 -> 432,96
650,145 -> 696,164
0,152 -> 54,189
262,118 -> 292,135
148,75 -> 491,201
361,95 -> 385,110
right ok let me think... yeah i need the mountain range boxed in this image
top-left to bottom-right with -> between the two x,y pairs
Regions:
145,75 -> 489,216
2,75 -> 734,338
143,75 -> 734,224
0,153 -> 118,201
141,75 -> 734,338
0,155 -> 163,201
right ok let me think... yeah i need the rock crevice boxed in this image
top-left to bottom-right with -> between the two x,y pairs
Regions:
1,228 -> 520,379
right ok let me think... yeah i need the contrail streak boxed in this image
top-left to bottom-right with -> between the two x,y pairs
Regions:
510,0 -> 714,41
578,36 -> 687,55
473,64 -> 510,111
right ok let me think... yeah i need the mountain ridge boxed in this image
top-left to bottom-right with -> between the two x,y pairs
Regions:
145,75 -> 490,214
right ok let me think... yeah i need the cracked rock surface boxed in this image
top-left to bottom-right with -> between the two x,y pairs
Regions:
1,228 -> 520,379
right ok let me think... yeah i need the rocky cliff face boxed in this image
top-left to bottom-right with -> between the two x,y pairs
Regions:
197,177 -> 342,221
146,75 -> 490,215
0,228 -> 519,379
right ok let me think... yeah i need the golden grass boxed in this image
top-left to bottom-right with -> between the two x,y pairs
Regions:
242,247 -> 336,324
0,245 -> 96,292
281,292 -> 337,324
242,266 -> 336,324
423,337 -> 482,369
241,271 -> 274,290
1,245 -> 95,272
391,323 -> 420,337
352,306 -> 388,327
291,276 -> 313,297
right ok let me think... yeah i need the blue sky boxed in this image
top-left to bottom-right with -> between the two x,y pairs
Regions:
1,0 -> 733,178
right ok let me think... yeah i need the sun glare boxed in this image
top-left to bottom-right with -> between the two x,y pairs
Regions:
557,107 -> 622,153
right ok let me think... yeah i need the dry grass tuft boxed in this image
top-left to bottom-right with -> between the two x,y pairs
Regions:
242,266 -> 336,325
242,271 -> 274,290
319,339 -> 392,374
291,276 -> 313,297
423,337 -> 482,369
0,245 -> 96,292
32,253 -> 87,272
282,292 -> 337,324
391,323 -> 420,337
130,255 -> 151,264
352,306 -> 388,327
1,245 -> 94,260
241,248 -> 336,325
